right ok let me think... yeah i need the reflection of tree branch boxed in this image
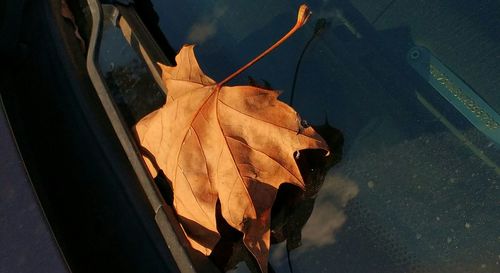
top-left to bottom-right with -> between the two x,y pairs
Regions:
290,18 -> 327,107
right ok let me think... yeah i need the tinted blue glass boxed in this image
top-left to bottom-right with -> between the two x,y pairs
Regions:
148,1 -> 500,272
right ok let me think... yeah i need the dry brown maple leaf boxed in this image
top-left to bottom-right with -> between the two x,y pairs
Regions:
135,5 -> 328,273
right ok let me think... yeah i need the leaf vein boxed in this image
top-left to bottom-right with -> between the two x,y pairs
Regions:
218,99 -> 298,133
177,164 -> 212,222
226,136 -> 302,183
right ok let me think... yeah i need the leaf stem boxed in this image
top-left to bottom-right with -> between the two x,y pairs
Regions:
216,4 -> 311,89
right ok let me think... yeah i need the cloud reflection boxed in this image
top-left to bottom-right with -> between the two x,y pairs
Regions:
187,4 -> 228,44
299,172 -> 358,252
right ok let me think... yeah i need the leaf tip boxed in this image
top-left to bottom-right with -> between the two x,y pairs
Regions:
156,61 -> 169,71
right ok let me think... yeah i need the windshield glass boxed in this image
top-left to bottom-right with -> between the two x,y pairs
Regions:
146,1 -> 500,272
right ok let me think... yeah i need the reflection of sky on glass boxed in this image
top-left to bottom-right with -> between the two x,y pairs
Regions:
149,0 -> 500,272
